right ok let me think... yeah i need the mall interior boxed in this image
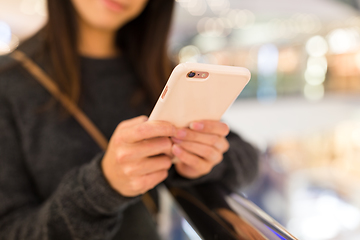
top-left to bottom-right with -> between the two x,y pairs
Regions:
1,0 -> 360,239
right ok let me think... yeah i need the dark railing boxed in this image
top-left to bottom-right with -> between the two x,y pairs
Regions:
158,183 -> 297,240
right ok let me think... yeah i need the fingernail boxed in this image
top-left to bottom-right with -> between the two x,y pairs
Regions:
171,137 -> 183,144
190,122 -> 204,131
172,144 -> 182,156
176,129 -> 187,139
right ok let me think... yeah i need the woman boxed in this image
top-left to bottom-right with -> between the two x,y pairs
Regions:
0,0 -> 259,239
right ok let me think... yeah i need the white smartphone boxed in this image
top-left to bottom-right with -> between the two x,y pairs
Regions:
148,62 -> 251,127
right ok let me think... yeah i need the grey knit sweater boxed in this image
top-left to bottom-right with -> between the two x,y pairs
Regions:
0,34 -> 259,239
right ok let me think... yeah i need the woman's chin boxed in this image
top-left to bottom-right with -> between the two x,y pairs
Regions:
84,15 -> 127,32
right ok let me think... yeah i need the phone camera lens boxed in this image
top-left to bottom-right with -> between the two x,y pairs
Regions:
187,71 -> 196,78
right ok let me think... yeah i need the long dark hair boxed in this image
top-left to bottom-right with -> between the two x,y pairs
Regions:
46,0 -> 175,104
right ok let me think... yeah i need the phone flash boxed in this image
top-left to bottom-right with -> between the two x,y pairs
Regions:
187,71 -> 209,79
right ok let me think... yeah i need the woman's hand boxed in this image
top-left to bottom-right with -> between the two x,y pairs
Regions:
171,120 -> 230,179
101,116 -> 175,197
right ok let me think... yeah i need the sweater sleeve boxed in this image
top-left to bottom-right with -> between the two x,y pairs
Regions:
166,131 -> 260,191
0,91 -> 140,239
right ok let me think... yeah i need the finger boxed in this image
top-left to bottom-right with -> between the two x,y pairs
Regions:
172,144 -> 211,174
138,170 -> 169,193
172,135 -> 229,153
173,129 -> 228,151
116,137 -> 173,161
189,120 -> 230,136
121,121 -> 175,143
174,141 -> 223,164
119,115 -> 148,129
172,156 -> 180,164
124,169 -> 168,196
122,155 -> 172,177
174,162 -> 202,179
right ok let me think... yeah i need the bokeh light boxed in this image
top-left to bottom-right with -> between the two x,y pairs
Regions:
206,0 -> 230,14
304,65 -> 326,86
20,0 -> 46,16
178,45 -> 201,63
306,36 -> 328,57
0,21 -> 19,55
303,84 -> 324,101
257,44 -> 278,103
0,22 -> 11,44
327,28 -> 359,54
177,0 -> 207,16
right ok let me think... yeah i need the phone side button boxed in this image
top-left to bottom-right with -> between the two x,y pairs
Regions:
161,85 -> 169,100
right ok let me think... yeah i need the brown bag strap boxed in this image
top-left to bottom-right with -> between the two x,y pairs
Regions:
11,50 -> 108,151
10,50 -> 158,215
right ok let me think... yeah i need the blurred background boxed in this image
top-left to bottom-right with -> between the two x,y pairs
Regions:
2,0 -> 360,239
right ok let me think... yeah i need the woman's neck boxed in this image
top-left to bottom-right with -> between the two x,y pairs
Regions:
77,19 -> 120,59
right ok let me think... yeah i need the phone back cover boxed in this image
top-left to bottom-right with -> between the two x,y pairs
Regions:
149,62 -> 251,127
